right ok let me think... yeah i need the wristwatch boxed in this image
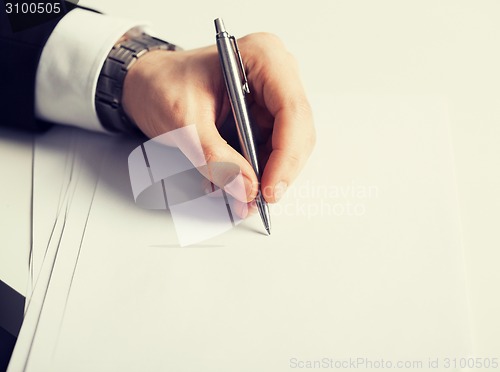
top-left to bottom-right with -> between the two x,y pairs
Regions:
95,33 -> 179,134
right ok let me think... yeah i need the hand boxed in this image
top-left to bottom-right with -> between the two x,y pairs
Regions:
122,33 -> 315,204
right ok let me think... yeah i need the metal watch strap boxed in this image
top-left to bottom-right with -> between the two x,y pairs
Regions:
95,33 -> 178,134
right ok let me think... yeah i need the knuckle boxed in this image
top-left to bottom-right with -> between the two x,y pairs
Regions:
289,54 -> 300,71
283,150 -> 303,173
289,99 -> 316,153
201,143 -> 222,166
300,102 -> 316,152
298,97 -> 313,114
241,32 -> 285,51
307,127 -> 317,153
256,32 -> 284,46
289,97 -> 313,119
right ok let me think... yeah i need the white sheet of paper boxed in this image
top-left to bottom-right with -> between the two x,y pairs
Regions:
8,128 -> 116,372
0,128 -> 32,297
27,127 -> 78,307
12,96 -> 472,372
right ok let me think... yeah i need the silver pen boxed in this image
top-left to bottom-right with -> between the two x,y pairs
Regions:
214,18 -> 271,235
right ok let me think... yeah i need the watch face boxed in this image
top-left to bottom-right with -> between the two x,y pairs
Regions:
4,0 -> 79,33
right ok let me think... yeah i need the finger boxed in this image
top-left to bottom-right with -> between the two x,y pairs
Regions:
200,177 -> 251,219
261,103 -> 315,203
195,123 -> 259,202
249,53 -> 315,202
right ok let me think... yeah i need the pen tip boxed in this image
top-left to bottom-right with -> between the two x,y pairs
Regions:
266,227 -> 271,236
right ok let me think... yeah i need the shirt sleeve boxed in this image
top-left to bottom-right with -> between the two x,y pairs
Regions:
34,8 -> 146,133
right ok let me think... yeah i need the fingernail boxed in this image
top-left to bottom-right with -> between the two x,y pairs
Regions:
274,181 -> 287,202
239,201 -> 249,219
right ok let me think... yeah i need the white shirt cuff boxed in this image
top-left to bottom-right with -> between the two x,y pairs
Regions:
35,9 -> 146,133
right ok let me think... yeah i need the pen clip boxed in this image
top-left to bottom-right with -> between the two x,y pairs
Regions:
230,36 -> 250,94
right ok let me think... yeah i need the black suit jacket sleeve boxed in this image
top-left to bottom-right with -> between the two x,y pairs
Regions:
0,4 -> 83,131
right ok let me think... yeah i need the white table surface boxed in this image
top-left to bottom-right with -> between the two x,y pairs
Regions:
80,0 -> 500,356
